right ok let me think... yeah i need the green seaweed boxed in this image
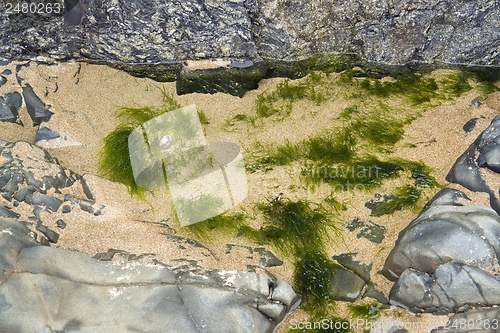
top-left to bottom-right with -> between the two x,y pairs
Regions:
366,185 -> 421,217
240,199 -> 339,256
441,71 -> 473,98
98,125 -> 145,197
197,110 -> 210,124
294,251 -> 339,315
306,129 -> 357,163
348,303 -> 382,320
237,197 -> 346,319
187,212 -> 247,240
98,87 -> 186,197
301,156 -> 402,189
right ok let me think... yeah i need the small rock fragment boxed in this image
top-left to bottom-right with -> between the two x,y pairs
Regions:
0,206 -> 20,219
22,84 -> 53,126
329,266 -> 366,302
35,224 -> 59,243
26,193 -> 63,212
62,205 -> 71,213
56,219 -> 66,229
13,186 -> 37,202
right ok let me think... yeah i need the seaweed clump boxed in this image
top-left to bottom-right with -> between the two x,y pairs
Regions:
98,87 -> 182,197
238,198 -> 345,318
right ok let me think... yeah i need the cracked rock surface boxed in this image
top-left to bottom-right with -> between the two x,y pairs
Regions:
0,217 -> 299,333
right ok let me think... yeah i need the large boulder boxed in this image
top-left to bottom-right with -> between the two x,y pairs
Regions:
0,217 -> 300,333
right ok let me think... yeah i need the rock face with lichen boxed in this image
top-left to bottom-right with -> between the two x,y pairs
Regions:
0,0 -> 498,88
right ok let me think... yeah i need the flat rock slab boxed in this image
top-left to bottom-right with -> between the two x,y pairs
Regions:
0,217 -> 299,333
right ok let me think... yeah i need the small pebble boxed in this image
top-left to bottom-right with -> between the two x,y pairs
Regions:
62,205 -> 71,213
56,219 -> 66,229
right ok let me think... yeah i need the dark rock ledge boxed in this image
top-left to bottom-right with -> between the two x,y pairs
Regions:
1,0 -> 499,96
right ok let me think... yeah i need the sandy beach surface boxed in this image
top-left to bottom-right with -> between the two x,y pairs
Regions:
1,61 -> 499,333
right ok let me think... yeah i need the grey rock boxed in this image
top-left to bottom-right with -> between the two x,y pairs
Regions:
329,266 -> 366,302
4,92 -> 22,123
61,204 -> 71,213
447,116 -> 500,214
64,194 -> 103,215
26,192 -> 63,212
0,218 -> 38,280
271,280 -> 301,311
362,281 -> 390,307
344,217 -> 386,244
21,84 -> 53,126
1,0 -> 499,96
34,126 -> 61,142
463,117 -> 479,135
35,224 -> 59,243
332,253 -> 372,282
13,185 -> 37,202
81,174 -> 96,201
382,205 -> 500,281
419,187 -> 471,214
64,0 -> 84,26
176,60 -> 266,97
92,248 -> 156,262
478,144 -> 500,174
0,164 -> 24,195
254,247 -> 283,267
0,242 -> 298,333
56,219 -> 66,229
0,96 -> 17,123
1,141 -> 76,191
5,91 -> 22,108
390,262 -> 500,314
0,206 -> 20,219
32,206 -> 44,220
470,96 -> 484,107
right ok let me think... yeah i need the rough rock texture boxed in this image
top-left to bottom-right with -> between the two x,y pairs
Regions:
391,261 -> 500,314
0,0 -> 498,95
383,116 -> 500,315
253,0 -> 500,65
1,0 -> 498,66
382,204 -> 500,281
0,217 -> 299,333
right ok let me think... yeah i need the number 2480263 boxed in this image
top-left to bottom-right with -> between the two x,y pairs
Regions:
5,2 -> 63,14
